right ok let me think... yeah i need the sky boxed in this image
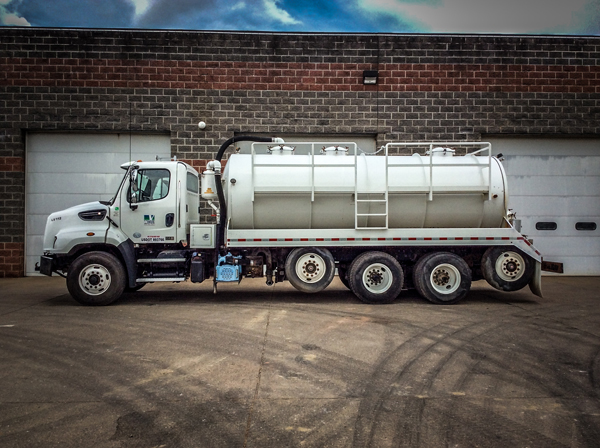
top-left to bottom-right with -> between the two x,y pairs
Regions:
0,0 -> 599,35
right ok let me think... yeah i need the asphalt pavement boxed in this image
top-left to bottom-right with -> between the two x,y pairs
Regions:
1,275 -> 599,447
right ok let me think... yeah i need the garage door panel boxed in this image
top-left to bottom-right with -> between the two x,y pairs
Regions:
28,193 -> 114,215
504,155 -> 600,176
509,196 -> 600,217
545,257 -> 600,276
26,214 -> 49,241
531,235 -> 600,257
26,133 -> 170,275
509,175 -> 600,197
28,152 -> 161,174
520,216 -> 600,237
499,143 -> 600,157
28,133 -> 168,154
26,235 -> 43,257
29,173 -> 123,195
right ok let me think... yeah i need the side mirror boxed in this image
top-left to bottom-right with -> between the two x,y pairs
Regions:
130,168 -> 138,192
129,169 -> 139,209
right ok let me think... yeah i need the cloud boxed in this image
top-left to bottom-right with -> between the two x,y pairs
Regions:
0,0 -> 31,26
356,0 -> 599,34
231,2 -> 246,12
130,0 -> 153,17
14,0 -> 135,28
263,0 -> 301,25
1,0 -> 598,34
135,0 -> 302,30
134,0 -> 217,28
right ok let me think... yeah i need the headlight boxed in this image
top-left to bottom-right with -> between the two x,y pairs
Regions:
78,209 -> 107,221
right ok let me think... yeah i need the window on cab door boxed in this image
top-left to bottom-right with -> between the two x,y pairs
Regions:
186,172 -> 199,193
130,169 -> 171,203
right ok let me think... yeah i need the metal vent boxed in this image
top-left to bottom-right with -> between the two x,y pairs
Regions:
575,222 -> 597,231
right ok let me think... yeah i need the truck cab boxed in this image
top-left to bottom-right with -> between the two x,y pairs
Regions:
39,160 -> 202,305
113,161 -> 199,245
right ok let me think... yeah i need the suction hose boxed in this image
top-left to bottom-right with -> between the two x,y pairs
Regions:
214,136 -> 280,254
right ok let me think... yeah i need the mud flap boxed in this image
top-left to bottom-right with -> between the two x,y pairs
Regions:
529,260 -> 543,298
39,255 -> 54,277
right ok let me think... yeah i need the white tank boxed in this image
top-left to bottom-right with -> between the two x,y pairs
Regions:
221,148 -> 508,230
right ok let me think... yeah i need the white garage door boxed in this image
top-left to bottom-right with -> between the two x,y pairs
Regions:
487,137 -> 600,275
26,133 -> 171,275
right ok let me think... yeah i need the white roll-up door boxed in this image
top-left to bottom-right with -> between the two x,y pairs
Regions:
487,137 -> 600,275
25,133 -> 171,275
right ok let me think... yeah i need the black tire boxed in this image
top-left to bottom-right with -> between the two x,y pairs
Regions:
66,251 -> 126,306
285,247 -> 336,293
413,252 -> 471,304
337,265 -> 351,290
481,246 -> 534,292
347,251 -> 404,304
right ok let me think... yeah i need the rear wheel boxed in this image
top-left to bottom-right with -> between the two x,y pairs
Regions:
337,265 -> 351,290
285,247 -> 336,293
67,251 -> 126,306
348,252 -> 403,304
481,247 -> 534,292
413,252 -> 471,304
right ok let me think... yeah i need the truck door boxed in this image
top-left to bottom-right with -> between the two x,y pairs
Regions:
119,167 -> 178,244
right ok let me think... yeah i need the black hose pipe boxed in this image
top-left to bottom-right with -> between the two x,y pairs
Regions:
214,136 -> 275,254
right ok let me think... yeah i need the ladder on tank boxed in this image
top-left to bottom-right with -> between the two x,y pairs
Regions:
250,141 -> 390,230
354,146 -> 389,230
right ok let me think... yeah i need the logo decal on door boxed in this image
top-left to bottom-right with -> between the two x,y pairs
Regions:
144,215 -> 155,225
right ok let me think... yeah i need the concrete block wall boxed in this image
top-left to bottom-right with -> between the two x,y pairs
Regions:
1,29 -> 599,276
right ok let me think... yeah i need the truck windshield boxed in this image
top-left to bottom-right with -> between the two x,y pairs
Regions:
102,168 -> 131,206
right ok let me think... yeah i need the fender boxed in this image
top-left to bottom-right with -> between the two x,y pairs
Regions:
117,239 -> 137,289
104,222 -> 137,288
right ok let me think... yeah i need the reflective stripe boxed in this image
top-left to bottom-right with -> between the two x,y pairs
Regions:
226,236 -> 522,242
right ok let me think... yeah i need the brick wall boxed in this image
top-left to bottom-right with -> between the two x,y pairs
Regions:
0,29 -> 599,276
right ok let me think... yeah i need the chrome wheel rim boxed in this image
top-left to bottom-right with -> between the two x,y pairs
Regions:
430,263 -> 460,294
362,263 -> 393,294
79,264 -> 111,296
495,251 -> 525,282
296,253 -> 326,283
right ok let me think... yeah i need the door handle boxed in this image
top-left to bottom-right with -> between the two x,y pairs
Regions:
165,213 -> 174,227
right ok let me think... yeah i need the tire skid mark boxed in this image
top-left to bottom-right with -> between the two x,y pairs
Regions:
371,322 -> 516,447
243,290 -> 272,447
350,309 -> 598,448
351,317 -> 502,448
351,306 -> 600,447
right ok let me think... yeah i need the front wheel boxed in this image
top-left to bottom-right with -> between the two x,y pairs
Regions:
481,247 -> 534,292
67,251 -> 126,306
413,252 -> 472,304
285,247 -> 336,293
348,251 -> 404,304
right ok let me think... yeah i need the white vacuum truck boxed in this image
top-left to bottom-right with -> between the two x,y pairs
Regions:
38,136 -> 543,306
